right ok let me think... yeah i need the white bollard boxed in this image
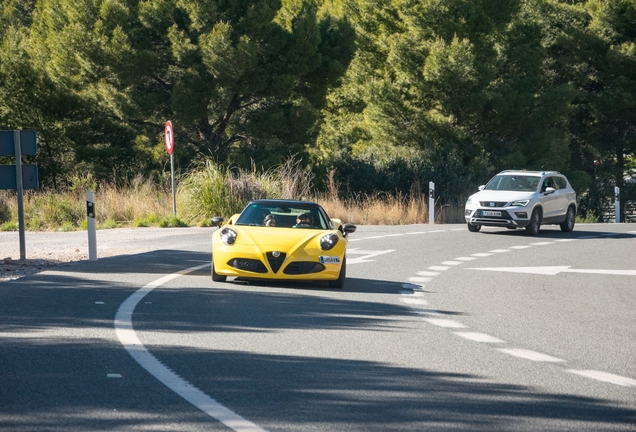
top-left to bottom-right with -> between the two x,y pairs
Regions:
86,190 -> 97,261
429,181 -> 435,225
615,186 -> 620,223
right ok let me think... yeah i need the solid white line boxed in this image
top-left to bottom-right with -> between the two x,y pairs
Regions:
530,242 -> 554,246
471,253 -> 493,257
115,263 -> 267,432
423,318 -> 467,328
407,232 -> 427,234
497,348 -> 564,363
489,249 -> 511,253
454,332 -> 505,343
450,228 -> 465,231
385,234 -> 405,237
428,266 -> 450,271
454,257 -> 477,261
509,245 -> 532,249
429,230 -> 446,233
555,239 -> 577,242
442,261 -> 463,266
567,370 -> 636,387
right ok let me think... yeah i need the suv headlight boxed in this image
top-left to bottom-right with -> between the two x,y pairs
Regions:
510,200 -> 529,207
220,227 -> 237,245
320,233 -> 339,250
466,196 -> 477,206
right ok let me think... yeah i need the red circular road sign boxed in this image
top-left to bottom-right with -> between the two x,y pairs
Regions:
164,121 -> 174,155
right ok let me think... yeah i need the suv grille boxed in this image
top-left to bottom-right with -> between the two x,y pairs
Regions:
480,201 -> 508,208
266,252 -> 286,273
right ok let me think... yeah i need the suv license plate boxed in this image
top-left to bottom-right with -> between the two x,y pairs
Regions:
482,210 -> 501,217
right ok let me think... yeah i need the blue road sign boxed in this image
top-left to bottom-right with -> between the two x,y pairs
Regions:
0,165 -> 39,190
0,130 -> 38,156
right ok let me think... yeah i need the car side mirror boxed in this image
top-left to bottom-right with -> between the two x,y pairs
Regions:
478,185 -> 485,191
544,187 -> 556,195
342,223 -> 357,236
211,217 -> 224,227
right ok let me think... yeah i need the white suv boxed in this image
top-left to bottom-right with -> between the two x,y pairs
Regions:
465,171 -> 577,235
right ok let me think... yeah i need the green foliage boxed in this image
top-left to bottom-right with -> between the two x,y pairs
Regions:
158,215 -> 188,228
1,221 -> 17,231
0,195 -> 11,223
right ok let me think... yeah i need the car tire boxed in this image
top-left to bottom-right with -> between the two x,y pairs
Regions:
560,206 -> 576,232
211,257 -> 227,282
467,223 -> 481,232
329,257 -> 346,288
525,209 -> 542,236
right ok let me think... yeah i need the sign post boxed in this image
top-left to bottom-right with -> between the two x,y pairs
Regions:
86,190 -> 97,261
429,182 -> 435,225
0,130 -> 38,260
164,121 -> 176,216
615,186 -> 620,223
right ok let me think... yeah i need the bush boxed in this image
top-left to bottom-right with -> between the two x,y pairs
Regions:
0,195 -> 12,223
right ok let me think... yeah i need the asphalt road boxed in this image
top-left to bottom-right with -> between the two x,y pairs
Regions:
1,223 -> 635,431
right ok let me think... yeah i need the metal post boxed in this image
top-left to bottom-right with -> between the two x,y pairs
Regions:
86,190 -> 97,261
14,130 -> 26,260
615,186 -> 620,223
170,153 -> 176,216
429,181 -> 435,225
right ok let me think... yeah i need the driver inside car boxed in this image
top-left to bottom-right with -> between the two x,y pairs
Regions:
294,213 -> 312,227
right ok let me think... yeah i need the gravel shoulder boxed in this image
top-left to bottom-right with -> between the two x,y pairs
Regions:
0,227 -> 213,282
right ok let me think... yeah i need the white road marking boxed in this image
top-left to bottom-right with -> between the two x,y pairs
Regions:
408,277 -> 431,283
530,242 -> 554,246
115,263 -> 267,432
489,249 -> 511,253
441,261 -> 463,266
555,239 -> 577,242
429,230 -> 446,233
567,370 -> 636,387
450,228 -> 465,231
399,290 -> 423,296
628,231 -> 636,234
471,253 -> 493,257
407,231 -> 427,234
454,257 -> 477,261
467,266 -> 636,276
347,249 -> 395,264
428,266 -> 450,271
417,271 -> 439,277
95,302 -> 105,304
454,332 -> 505,343
509,245 -> 532,249
423,318 -> 468,328
498,348 -> 565,362
385,234 -> 405,237
401,298 -> 429,305
107,374 -> 122,378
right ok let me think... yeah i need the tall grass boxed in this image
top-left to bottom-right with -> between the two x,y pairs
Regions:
1,158 -> 465,231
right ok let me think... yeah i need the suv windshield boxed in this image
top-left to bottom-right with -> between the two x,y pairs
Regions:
484,175 -> 540,192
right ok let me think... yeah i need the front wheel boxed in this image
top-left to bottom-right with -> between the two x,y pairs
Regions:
560,206 -> 576,232
467,223 -> 481,232
329,257 -> 346,288
525,209 -> 542,236
211,257 -> 226,282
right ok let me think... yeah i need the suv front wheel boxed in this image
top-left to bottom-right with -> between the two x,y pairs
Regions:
525,209 -> 542,236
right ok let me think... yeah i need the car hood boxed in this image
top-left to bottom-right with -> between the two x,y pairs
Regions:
231,226 -> 328,248
471,190 -> 535,202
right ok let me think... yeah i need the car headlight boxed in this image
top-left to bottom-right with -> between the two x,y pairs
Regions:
320,233 -> 339,251
220,227 -> 237,245
466,196 -> 477,206
510,200 -> 529,207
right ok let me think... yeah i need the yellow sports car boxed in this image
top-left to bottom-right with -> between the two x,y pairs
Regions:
211,199 -> 356,288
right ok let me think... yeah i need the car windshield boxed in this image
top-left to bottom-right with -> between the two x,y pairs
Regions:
236,203 -> 329,229
484,175 -> 540,192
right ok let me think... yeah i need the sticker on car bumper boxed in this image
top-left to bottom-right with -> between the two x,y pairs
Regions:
319,256 -> 341,264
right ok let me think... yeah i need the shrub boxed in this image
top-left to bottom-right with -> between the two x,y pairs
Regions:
0,195 -> 12,223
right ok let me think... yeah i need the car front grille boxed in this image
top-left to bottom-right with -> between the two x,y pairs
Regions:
228,259 -> 268,273
479,201 -> 508,208
266,252 -> 287,273
283,262 -> 326,275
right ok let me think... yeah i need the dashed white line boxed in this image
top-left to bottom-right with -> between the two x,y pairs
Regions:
417,271 -> 440,277
497,348 -> 565,363
399,290 -> 422,296
567,370 -> 636,387
441,261 -> 463,266
454,332 -> 505,343
509,245 -> 532,249
107,374 -> 122,378
472,253 -> 493,257
530,242 -> 554,246
555,239 -> 577,242
423,318 -> 468,328
407,232 -> 427,235
428,266 -> 450,271
489,249 -> 511,253
454,257 -> 477,261
400,298 -> 429,305
408,277 -> 431,283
